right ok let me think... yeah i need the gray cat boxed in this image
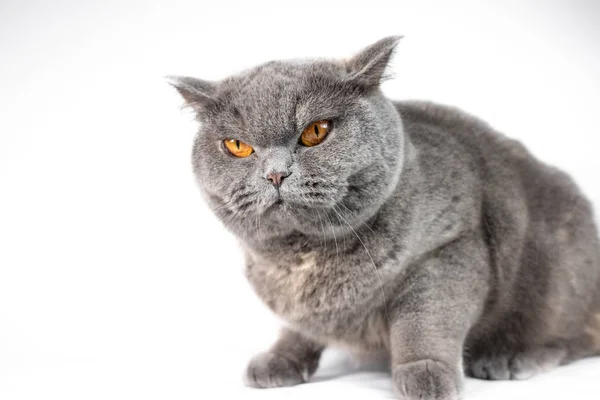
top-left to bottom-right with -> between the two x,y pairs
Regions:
169,37 -> 600,399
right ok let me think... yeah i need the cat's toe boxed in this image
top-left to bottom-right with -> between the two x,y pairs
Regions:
467,346 -> 566,381
392,359 -> 461,400
467,354 -> 511,380
508,346 -> 566,380
244,352 -> 307,388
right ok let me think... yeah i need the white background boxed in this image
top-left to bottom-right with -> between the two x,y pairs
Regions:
1,1 -> 599,399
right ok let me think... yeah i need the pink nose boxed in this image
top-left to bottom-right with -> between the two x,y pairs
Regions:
266,172 -> 287,188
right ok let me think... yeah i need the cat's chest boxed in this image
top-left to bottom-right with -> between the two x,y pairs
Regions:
246,252 -> 341,319
244,249 -> 396,347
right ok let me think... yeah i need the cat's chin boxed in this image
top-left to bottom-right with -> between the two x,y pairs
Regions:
262,197 -> 284,213
260,200 -> 315,228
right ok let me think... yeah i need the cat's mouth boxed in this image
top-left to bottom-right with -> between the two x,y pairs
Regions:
262,197 -> 285,214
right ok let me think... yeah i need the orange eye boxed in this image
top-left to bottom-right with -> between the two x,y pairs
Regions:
223,139 -> 254,158
300,120 -> 331,147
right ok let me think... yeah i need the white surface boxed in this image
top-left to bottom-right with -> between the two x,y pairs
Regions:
1,1 -> 599,399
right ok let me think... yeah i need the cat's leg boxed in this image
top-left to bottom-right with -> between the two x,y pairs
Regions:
467,330 -> 600,381
467,345 -> 566,380
389,236 -> 488,400
245,328 -> 324,388
508,346 -> 567,379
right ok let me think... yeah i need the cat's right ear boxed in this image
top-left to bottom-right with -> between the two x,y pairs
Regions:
166,76 -> 218,114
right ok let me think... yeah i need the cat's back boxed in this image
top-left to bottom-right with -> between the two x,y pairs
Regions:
395,100 -> 600,345
394,99 -> 586,207
394,99 -> 596,232
393,99 -> 532,240
394,100 -> 528,166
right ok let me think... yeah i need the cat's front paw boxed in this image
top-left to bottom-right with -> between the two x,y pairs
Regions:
245,352 -> 308,389
392,359 -> 462,400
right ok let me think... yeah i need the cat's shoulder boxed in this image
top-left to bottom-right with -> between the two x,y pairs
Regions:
393,100 -> 493,135
393,100 -> 529,161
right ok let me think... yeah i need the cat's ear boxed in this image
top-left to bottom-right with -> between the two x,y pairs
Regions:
166,76 -> 218,113
344,36 -> 402,88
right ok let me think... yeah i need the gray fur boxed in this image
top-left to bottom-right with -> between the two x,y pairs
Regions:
169,37 -> 600,399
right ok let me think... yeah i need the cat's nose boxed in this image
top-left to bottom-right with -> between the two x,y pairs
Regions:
266,171 -> 289,188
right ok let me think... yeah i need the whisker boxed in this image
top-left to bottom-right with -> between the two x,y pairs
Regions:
338,202 -> 376,234
314,209 -> 327,253
256,213 -> 265,249
300,237 -> 311,248
332,209 -> 356,296
332,204 -> 390,327
212,198 -> 234,213
324,210 -> 339,272
219,210 -> 241,233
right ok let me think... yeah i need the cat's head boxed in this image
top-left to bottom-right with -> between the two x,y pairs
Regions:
169,37 -> 405,242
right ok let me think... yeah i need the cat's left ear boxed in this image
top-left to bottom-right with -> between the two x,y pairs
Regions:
344,36 -> 402,88
166,76 -> 218,114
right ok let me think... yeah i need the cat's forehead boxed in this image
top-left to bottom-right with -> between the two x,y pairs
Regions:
219,59 -> 347,102
211,60 -> 351,141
